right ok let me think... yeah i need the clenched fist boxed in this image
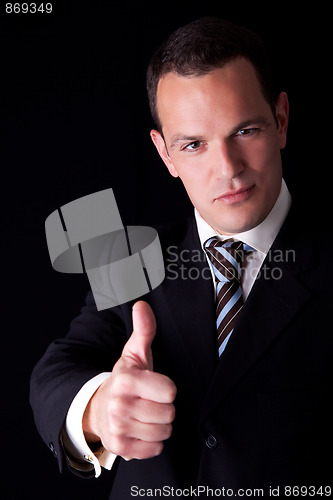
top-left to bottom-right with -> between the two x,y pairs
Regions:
82,301 -> 177,460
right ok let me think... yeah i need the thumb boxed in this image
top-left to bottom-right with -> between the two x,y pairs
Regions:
122,301 -> 156,370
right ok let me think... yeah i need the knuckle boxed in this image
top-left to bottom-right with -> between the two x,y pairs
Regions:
111,436 -> 130,457
108,396 -> 121,414
158,423 -> 172,441
109,417 -> 127,437
170,383 -> 177,400
108,396 -> 128,416
135,442 -> 163,459
153,441 -> 164,457
113,372 -> 135,395
166,404 -> 176,423
133,448 -> 148,460
165,381 -> 177,402
164,423 -> 173,439
117,440 -> 164,461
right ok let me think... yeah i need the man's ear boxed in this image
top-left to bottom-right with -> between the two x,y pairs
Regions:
150,130 -> 179,178
275,92 -> 289,150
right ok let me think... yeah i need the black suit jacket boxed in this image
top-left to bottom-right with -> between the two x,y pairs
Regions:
30,203 -> 333,499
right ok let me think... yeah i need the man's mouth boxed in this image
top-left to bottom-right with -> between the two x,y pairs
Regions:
214,185 -> 255,205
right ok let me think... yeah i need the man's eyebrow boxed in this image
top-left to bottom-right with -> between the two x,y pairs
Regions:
169,135 -> 205,151
230,117 -> 271,135
168,118 -> 272,150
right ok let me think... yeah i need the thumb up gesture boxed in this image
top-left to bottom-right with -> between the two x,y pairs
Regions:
83,301 -> 177,460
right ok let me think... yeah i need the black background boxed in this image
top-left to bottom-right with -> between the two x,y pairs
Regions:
1,1 -> 330,498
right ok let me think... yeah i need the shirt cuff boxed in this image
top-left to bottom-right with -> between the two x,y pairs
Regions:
62,372 -> 117,478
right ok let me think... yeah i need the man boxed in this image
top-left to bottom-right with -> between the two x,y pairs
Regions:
30,17 -> 333,498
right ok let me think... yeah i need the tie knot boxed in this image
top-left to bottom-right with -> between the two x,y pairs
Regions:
204,237 -> 248,283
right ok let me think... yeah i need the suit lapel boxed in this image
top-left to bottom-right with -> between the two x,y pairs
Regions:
160,219 -> 219,397
198,206 -> 315,423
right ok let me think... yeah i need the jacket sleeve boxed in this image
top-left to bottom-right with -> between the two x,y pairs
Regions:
29,291 -> 133,477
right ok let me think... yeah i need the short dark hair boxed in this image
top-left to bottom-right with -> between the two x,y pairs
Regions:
146,17 -> 277,132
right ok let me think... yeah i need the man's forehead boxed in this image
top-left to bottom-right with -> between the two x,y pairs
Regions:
155,59 -> 273,137
156,59 -> 263,115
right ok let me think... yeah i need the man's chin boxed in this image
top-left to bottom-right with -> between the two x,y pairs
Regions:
209,214 -> 263,236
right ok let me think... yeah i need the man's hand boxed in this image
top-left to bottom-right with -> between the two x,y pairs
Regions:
82,301 -> 177,460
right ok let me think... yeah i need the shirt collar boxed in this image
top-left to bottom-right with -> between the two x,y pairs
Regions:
195,179 -> 292,256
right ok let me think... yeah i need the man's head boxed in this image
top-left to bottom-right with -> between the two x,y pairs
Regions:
147,18 -> 289,235
147,17 -> 277,134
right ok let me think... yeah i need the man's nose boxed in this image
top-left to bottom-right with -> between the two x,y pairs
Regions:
213,141 -> 244,180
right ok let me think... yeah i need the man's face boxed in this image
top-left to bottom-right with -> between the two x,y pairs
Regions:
150,57 -> 289,235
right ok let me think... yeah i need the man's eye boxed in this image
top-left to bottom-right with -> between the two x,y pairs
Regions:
183,141 -> 202,151
235,128 -> 258,137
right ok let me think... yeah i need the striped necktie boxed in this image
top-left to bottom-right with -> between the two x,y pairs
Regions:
204,238 -> 252,356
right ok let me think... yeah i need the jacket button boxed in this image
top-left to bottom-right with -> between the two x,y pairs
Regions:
205,435 -> 218,449
49,442 -> 58,457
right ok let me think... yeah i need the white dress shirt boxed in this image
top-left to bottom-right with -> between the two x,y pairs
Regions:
62,179 -> 291,477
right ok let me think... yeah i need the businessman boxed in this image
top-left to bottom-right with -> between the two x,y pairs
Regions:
30,17 -> 333,498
